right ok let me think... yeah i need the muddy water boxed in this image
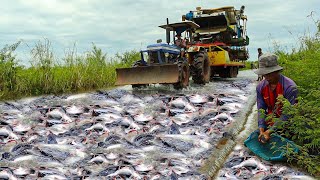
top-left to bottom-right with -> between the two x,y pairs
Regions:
1,70 -> 309,179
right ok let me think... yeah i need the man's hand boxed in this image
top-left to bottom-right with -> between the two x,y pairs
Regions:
258,129 -> 271,143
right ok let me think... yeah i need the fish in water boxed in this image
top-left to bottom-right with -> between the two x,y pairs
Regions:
88,155 -> 109,164
65,105 -> 84,116
170,114 -> 193,126
168,123 -> 180,134
107,166 -> 142,179
47,132 -> 57,144
12,124 -> 31,135
160,137 -> 194,152
132,133 -> 155,146
98,165 -> 118,176
133,114 -> 154,123
187,94 -> 209,104
46,109 -> 72,123
120,94 -> 143,104
13,167 -> 34,178
232,158 -> 268,171
169,97 -> 188,109
106,152 -> 119,160
0,80 -> 309,180
225,157 -> 245,168
135,163 -> 154,172
0,169 -> 17,180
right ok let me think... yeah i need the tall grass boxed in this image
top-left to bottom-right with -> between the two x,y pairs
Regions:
0,41 -> 22,99
0,39 -> 140,100
271,21 -> 320,177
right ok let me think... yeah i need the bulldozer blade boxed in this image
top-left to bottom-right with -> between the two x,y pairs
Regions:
115,64 -> 180,86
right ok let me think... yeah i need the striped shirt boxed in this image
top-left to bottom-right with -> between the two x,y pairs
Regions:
256,74 -> 298,129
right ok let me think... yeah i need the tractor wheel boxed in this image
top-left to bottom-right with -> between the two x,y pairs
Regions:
219,69 -> 227,78
219,67 -> 231,78
131,60 -> 149,89
230,67 -> 239,78
227,67 -> 233,78
174,61 -> 190,90
191,52 -> 211,84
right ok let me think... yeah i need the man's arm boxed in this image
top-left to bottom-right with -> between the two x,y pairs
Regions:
284,85 -> 298,105
257,85 -> 268,130
257,84 -> 273,143
280,85 -> 298,121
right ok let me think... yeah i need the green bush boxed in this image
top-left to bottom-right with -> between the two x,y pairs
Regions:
271,95 -> 320,176
267,21 -> 320,177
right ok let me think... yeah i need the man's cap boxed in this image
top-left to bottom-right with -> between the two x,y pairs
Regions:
254,52 -> 283,75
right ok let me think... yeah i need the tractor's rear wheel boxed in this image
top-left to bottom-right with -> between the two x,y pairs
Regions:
219,69 -> 227,78
131,60 -> 149,89
191,52 -> 211,84
174,61 -> 190,90
227,67 -> 233,78
219,67 -> 239,78
230,66 -> 239,78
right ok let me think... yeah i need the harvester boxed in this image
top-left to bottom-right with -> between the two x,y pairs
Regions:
183,6 -> 249,78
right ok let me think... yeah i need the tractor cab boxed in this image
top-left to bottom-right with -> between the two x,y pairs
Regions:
158,21 -> 200,48
135,21 -> 199,66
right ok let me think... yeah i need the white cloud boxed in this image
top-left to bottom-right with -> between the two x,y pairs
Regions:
0,0 -> 319,66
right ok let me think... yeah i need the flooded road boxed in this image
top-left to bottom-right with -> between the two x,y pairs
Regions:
0,70 -> 313,179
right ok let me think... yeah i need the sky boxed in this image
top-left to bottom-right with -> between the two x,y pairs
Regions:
1,0 -> 319,66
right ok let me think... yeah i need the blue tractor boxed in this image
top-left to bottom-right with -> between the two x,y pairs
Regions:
115,21 -> 199,89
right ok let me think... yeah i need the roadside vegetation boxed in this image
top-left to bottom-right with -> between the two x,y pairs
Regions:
270,21 -> 320,177
0,39 -> 140,101
240,60 -> 258,71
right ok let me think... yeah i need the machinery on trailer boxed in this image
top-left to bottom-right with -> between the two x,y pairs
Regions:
182,6 -> 249,78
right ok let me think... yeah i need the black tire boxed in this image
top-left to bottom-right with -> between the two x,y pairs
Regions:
231,66 -> 239,78
191,52 -> 211,84
219,71 -> 227,78
131,60 -> 148,89
173,61 -> 190,90
235,66 -> 239,76
219,67 -> 239,78
227,67 -> 232,78
219,67 -> 230,78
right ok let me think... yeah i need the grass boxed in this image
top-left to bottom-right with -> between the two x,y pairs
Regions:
0,39 -> 140,101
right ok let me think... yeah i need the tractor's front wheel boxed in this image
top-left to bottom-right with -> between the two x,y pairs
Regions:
191,52 -> 211,84
173,61 -> 190,90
